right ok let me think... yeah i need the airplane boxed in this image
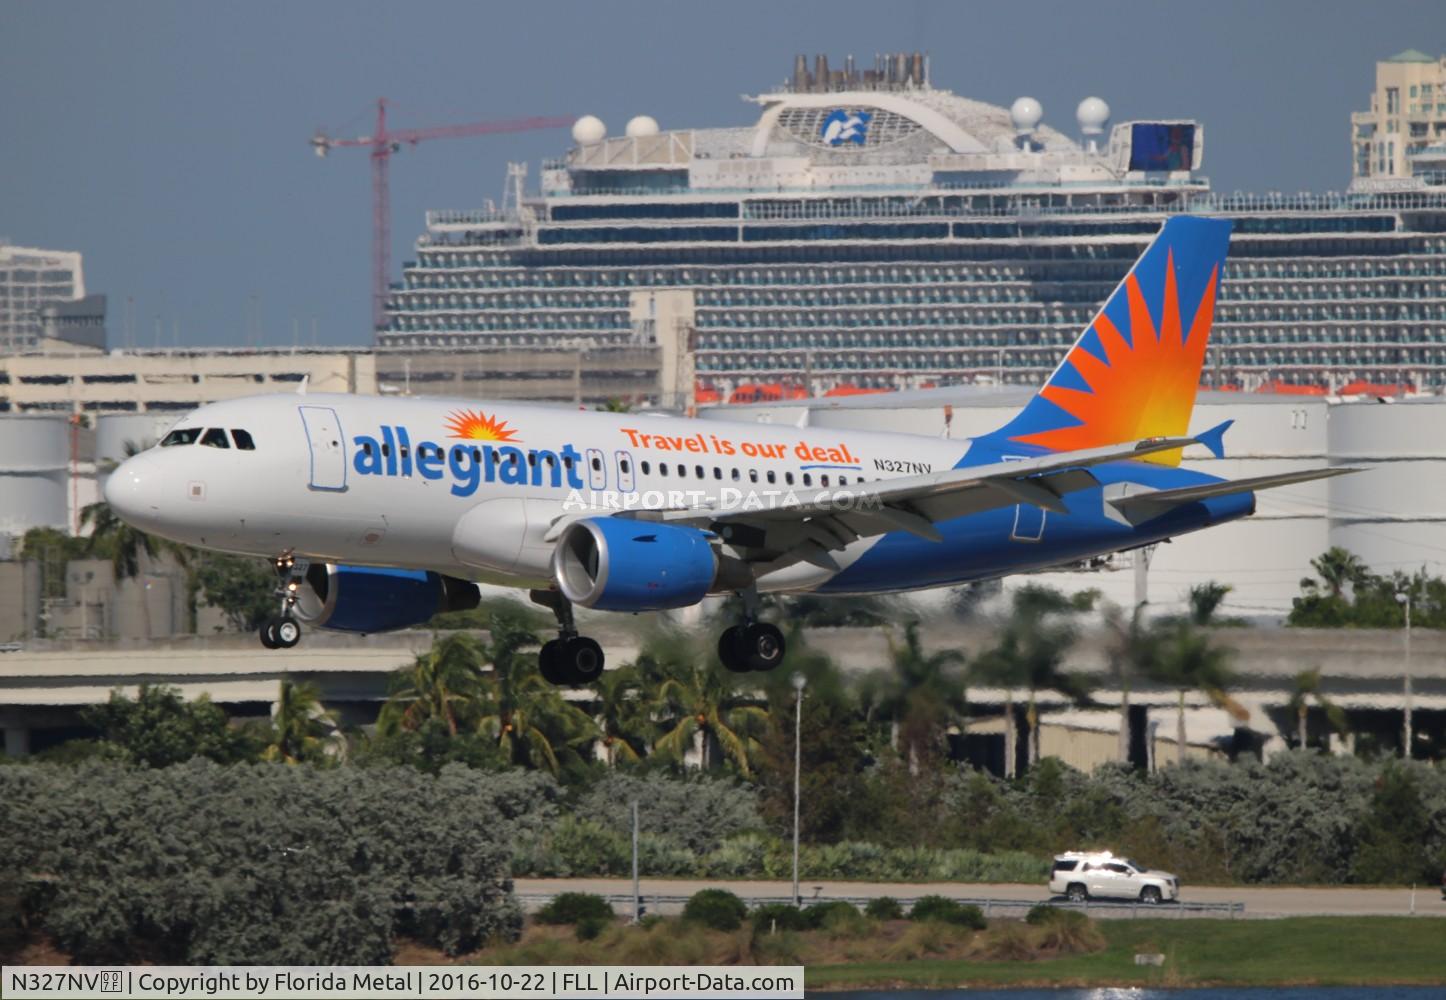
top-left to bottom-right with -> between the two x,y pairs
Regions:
105,216 -> 1351,686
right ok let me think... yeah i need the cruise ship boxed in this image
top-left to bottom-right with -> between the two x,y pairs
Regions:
383,53 -> 1446,399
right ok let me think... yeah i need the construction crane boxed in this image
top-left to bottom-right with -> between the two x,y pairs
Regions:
312,99 -> 573,332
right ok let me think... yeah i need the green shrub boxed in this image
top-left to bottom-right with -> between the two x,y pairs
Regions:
750,903 -> 809,933
574,915 -> 609,941
909,895 -> 987,929
573,774 -> 762,854
1026,903 -> 1058,925
0,761 -> 523,963
682,888 -> 748,931
536,892 -> 614,926
803,900 -> 860,929
864,896 -> 904,920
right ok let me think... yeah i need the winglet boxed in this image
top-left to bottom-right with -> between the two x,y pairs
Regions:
297,374 -> 309,396
1195,419 -> 1233,459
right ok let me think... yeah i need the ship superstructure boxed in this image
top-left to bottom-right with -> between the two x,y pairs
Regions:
385,53 -> 1446,396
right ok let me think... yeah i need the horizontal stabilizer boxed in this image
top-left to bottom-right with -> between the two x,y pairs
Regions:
1105,467 -> 1358,525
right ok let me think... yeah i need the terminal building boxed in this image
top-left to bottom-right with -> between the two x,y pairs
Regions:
385,51 -> 1446,398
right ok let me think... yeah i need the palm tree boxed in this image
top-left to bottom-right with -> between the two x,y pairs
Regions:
639,628 -> 768,775
471,616 -> 594,774
262,679 -> 343,763
1150,621 -> 1248,765
1187,582 -> 1233,625
592,663 -> 648,765
380,633 -> 489,736
865,620 -> 967,772
1288,667 -> 1347,751
1103,601 -> 1163,764
972,586 -> 1091,774
80,499 -> 188,639
476,667 -> 595,774
1301,547 -> 1368,600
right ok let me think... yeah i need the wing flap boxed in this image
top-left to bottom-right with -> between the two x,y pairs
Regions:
1105,467 -> 1358,525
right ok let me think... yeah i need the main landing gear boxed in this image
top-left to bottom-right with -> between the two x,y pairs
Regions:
716,589 -> 786,674
259,554 -> 306,650
530,589 -> 605,686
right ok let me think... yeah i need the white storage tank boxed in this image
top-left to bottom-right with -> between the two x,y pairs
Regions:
0,415 -> 70,535
1328,396 -> 1446,574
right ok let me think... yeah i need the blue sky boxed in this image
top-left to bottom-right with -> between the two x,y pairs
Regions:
2,1 -> 1441,349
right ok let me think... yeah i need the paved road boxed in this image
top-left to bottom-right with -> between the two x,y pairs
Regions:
513,877 -> 1446,919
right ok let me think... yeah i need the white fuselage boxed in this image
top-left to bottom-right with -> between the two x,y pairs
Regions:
105,392 -> 972,593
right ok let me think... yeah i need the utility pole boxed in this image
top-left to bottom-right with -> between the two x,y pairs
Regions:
1397,589 -> 1413,757
791,672 -> 806,907
631,799 -> 641,924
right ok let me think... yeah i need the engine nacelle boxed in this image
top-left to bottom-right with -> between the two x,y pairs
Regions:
295,563 -> 480,633
552,518 -> 718,612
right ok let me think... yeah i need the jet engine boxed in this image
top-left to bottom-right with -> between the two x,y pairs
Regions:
552,518 -> 718,612
294,563 -> 480,633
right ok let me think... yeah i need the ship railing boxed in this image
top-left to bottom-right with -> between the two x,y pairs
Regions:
426,209 -> 522,227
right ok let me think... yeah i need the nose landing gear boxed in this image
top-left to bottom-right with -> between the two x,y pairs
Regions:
717,588 -> 786,673
259,554 -> 306,650
531,589 -> 605,686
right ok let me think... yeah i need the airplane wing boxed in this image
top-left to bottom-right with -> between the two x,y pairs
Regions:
545,436 -> 1196,573
1103,467 -> 1358,526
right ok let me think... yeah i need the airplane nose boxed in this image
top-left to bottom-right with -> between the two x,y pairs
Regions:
104,453 -> 165,527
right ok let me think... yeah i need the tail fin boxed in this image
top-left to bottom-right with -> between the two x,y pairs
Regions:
984,215 -> 1233,466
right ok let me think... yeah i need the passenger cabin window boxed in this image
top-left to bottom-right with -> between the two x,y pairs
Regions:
641,460 -> 651,474
160,427 -> 202,447
785,472 -> 794,485
803,473 -> 813,486
766,470 -> 776,484
231,429 -> 255,451
200,428 -> 230,449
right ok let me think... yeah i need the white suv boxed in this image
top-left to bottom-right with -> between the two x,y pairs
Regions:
1048,851 -> 1180,904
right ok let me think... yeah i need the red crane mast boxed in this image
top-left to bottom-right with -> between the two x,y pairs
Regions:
312,99 -> 572,332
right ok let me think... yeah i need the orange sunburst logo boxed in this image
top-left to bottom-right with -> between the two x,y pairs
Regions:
444,408 -> 520,442
1013,249 -> 1219,466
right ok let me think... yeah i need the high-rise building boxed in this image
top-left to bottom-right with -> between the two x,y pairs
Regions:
0,242 -> 87,354
1351,49 -> 1446,185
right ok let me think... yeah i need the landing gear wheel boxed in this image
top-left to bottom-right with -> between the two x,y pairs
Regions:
540,636 -> 605,686
717,625 -> 750,673
539,639 -> 568,686
561,636 -> 604,685
742,622 -> 785,672
273,616 -> 301,649
258,620 -> 279,649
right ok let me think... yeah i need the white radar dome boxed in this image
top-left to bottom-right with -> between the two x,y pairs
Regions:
1076,97 -> 1111,136
625,115 -> 660,138
571,115 -> 607,145
1010,97 -> 1043,135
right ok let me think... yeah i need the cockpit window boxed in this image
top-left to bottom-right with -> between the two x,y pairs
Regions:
231,429 -> 255,451
200,428 -> 230,449
160,427 -> 202,447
